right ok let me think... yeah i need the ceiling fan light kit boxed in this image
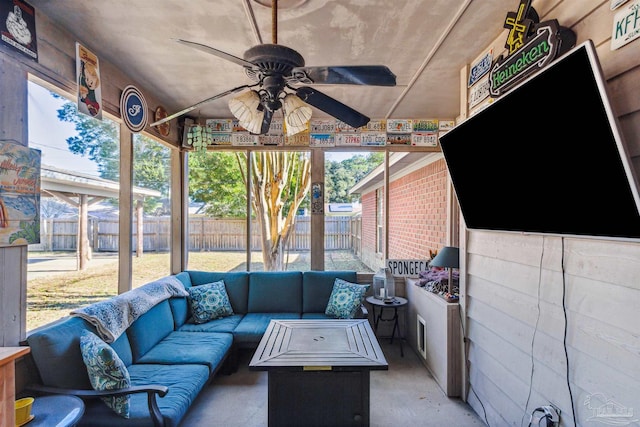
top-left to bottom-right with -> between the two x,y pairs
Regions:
228,90 -> 264,134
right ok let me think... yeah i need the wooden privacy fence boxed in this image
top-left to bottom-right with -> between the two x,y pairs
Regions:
38,216 -> 361,252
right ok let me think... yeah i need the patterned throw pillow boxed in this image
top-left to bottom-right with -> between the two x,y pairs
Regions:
325,278 -> 370,319
79,330 -> 131,418
188,280 -> 234,324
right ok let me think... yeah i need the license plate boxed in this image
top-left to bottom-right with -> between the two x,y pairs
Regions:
285,132 -> 310,146
365,119 -> 386,132
209,133 -> 232,145
206,119 -> 233,133
387,119 -> 412,133
310,133 -> 335,147
361,132 -> 387,146
411,132 -> 438,147
259,134 -> 283,146
412,119 -> 439,133
335,120 -> 361,133
311,119 -> 336,133
335,133 -> 362,146
439,120 -> 455,131
387,133 -> 411,145
232,133 -> 258,146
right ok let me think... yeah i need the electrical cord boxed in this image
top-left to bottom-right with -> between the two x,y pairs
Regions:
521,237 -> 545,426
560,238 -> 577,426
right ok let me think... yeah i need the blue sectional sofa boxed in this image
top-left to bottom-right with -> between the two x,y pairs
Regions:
25,270 -> 365,427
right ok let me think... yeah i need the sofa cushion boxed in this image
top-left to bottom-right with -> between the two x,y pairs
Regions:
248,271 -> 303,313
27,316 -> 132,390
178,313 -> 243,333
187,271 -> 250,314
233,312 -> 301,346
127,300 -> 175,362
302,271 -> 358,313
135,331 -> 233,374
79,363 -> 209,427
187,281 -> 234,324
325,279 -> 370,319
80,330 -> 131,418
169,272 -> 193,328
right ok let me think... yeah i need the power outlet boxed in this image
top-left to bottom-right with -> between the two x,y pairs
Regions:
530,404 -> 560,426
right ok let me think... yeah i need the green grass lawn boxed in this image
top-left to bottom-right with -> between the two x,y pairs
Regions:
27,250 -> 371,331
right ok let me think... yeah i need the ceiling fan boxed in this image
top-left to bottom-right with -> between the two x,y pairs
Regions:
150,0 -> 396,136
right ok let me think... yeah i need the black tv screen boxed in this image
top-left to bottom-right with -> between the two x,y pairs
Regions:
439,41 -> 640,241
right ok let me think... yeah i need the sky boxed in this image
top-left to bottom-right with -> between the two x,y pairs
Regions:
27,81 -> 99,176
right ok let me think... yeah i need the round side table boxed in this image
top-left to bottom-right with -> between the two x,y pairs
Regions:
365,296 -> 408,357
28,395 -> 85,427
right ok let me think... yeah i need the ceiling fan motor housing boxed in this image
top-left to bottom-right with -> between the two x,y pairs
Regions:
243,44 -> 305,81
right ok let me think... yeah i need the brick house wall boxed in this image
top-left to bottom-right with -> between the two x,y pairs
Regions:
360,158 -> 448,269
388,158 -> 448,258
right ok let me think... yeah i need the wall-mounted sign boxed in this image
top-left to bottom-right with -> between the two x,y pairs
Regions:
469,76 -> 491,108
76,43 -> 102,119
1,0 -> 37,60
386,259 -> 430,277
311,182 -> 323,214
0,141 -> 40,246
611,0 -> 640,50
120,85 -> 148,133
154,106 -> 170,137
489,0 -> 576,98
468,51 -> 493,87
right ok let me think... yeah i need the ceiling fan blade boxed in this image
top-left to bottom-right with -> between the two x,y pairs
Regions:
150,85 -> 250,127
295,86 -> 370,128
174,38 -> 256,69
291,65 -> 396,86
260,108 -> 274,135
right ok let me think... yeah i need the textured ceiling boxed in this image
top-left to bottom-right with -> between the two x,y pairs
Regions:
28,0 -> 513,124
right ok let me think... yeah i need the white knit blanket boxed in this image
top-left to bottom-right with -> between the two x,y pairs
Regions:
70,275 -> 189,342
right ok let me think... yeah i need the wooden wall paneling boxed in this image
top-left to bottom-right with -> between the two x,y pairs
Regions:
570,2 -> 618,47
467,359 -> 521,427
608,66 -> 640,117
0,56 -> 28,145
562,238 -> 640,288
0,247 -> 28,345
620,113 -> 640,157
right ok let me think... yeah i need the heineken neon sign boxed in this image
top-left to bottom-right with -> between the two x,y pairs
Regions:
489,0 -> 576,98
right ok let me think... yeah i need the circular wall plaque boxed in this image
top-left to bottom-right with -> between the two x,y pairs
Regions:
154,106 -> 171,137
120,85 -> 148,133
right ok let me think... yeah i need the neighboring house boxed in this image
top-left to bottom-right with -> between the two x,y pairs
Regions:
350,152 -> 448,270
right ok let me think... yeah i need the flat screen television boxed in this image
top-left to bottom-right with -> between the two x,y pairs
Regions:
439,40 -> 640,241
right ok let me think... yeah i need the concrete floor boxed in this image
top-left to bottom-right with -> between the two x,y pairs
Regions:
180,340 -> 485,427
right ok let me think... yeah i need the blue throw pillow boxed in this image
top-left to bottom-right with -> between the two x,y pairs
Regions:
79,330 -> 131,418
325,278 -> 370,319
188,280 -> 234,324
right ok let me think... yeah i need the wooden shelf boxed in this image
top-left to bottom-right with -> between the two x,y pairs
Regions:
1,347 -> 31,427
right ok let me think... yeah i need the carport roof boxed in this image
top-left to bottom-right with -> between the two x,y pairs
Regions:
41,165 -> 161,200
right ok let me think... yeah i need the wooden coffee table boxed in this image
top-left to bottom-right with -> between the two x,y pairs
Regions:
249,319 -> 388,427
